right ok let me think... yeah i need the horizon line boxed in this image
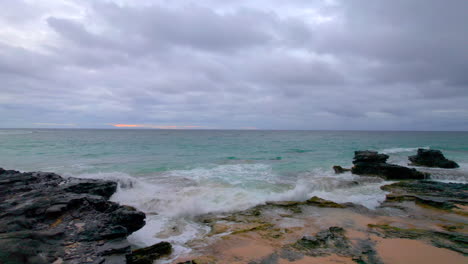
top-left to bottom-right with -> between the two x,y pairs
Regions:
1,127 -> 468,132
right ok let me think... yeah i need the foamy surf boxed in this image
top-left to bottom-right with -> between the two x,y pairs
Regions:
380,146 -> 430,154
72,163 -> 390,260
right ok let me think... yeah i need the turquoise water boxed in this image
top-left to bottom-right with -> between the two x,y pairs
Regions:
1,129 -> 468,256
2,129 -> 468,175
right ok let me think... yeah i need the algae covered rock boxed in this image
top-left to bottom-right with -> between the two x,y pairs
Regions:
306,196 -> 346,208
126,241 -> 172,264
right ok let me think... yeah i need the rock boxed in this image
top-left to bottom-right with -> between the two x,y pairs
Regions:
63,180 -> 118,199
333,166 -> 351,174
352,163 -> 427,180
306,196 -> 346,208
353,151 -> 389,164
110,206 -> 146,233
294,227 -> 352,256
381,180 -> 468,212
98,239 -> 131,256
126,241 -> 172,264
351,150 -> 428,180
0,168 -> 146,264
368,224 -> 468,255
409,149 -> 459,168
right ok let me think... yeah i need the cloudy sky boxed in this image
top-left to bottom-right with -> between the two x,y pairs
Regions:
1,0 -> 467,130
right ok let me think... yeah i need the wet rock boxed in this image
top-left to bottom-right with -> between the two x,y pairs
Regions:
351,150 -> 428,180
0,168 -> 146,264
110,206 -> 146,233
381,180 -> 468,212
381,181 -> 467,199
63,180 -> 118,199
353,151 -> 389,164
409,149 -> 459,168
294,227 -> 352,256
98,239 -> 131,256
306,196 -> 346,208
290,226 -> 385,263
368,224 -> 468,255
333,166 -> 351,174
126,241 -> 172,264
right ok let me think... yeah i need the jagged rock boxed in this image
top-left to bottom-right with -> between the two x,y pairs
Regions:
353,151 -> 389,164
351,150 -> 428,180
333,166 -> 351,174
126,241 -> 172,264
63,179 -> 118,199
294,227 -> 352,256
0,168 -> 146,264
409,149 -> 459,168
381,181 -> 468,211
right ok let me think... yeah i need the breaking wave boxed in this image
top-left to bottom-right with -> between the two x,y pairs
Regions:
71,163 -> 389,258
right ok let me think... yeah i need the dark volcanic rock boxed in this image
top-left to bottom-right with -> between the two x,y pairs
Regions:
126,241 -> 172,264
351,150 -> 428,180
0,168 -> 147,264
353,151 -> 389,164
63,179 -> 118,199
352,163 -> 427,180
409,149 -> 459,168
332,166 -> 351,174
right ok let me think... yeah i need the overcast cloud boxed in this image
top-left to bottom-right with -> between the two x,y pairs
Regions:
1,0 -> 467,130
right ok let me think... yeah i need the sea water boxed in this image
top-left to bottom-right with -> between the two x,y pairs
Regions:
1,129 -> 468,256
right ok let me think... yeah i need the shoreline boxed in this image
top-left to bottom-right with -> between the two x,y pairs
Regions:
1,169 -> 466,264
170,179 -> 467,263
1,150 -> 467,263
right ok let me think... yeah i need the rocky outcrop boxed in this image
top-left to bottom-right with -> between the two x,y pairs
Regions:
351,150 -> 427,180
381,180 -> 468,211
409,149 -> 459,168
292,226 -> 382,263
333,166 -> 351,174
0,168 -> 146,264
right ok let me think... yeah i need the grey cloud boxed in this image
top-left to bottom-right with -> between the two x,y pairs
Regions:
0,0 -> 467,130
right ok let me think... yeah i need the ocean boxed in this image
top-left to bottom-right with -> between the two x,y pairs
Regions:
1,129 -> 468,257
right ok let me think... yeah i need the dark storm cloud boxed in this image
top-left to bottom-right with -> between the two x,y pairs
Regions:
0,0 -> 467,130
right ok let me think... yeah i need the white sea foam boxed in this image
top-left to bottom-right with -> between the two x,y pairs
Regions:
73,164 -> 389,259
380,146 -> 430,154
423,166 -> 468,183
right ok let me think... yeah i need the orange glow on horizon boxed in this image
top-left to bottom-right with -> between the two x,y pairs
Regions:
111,124 -> 203,129
113,124 -> 142,127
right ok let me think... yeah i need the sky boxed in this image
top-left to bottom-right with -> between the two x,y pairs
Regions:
0,0 -> 467,130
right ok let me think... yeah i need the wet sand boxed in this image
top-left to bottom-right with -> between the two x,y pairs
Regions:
376,238 -> 466,264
